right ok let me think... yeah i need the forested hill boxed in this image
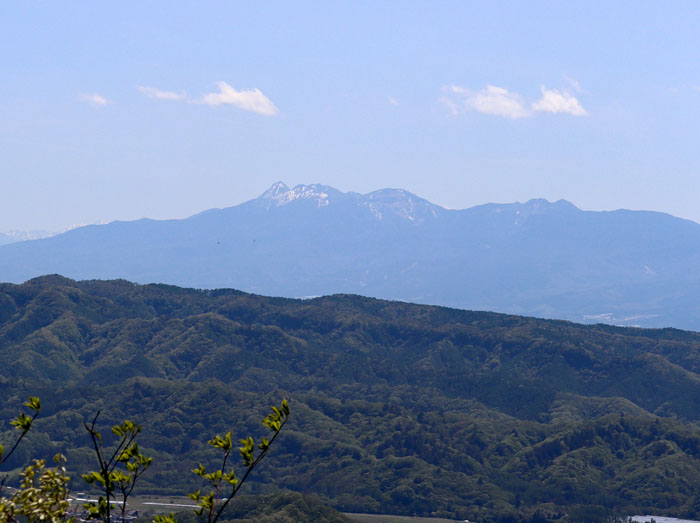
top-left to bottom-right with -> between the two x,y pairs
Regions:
5,276 -> 700,521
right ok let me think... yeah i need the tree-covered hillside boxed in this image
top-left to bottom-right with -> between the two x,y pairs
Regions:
4,276 -> 700,521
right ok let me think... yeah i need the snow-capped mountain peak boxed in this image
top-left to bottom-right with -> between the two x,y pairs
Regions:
260,181 -> 290,198
258,182 -> 344,209
256,182 -> 443,222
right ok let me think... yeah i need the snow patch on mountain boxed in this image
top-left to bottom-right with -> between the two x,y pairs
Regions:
3,229 -> 58,242
1,222 -> 112,244
361,188 -> 441,222
258,182 -> 342,209
257,182 -> 442,222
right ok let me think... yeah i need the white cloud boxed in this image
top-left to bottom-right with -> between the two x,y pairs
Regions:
441,84 -> 530,119
195,81 -> 278,116
441,83 -> 588,118
137,86 -> 187,101
79,93 -> 110,106
389,96 -> 399,106
532,86 -> 588,116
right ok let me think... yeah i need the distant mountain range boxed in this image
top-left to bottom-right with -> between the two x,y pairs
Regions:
0,223 -> 109,245
1,230 -> 53,246
2,182 -> 700,330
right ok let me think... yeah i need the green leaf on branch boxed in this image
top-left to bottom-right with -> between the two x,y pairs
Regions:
189,398 -> 289,523
204,469 -> 223,482
239,436 -> 255,466
11,412 -> 33,431
24,396 -> 41,412
208,431 -> 233,451
153,514 -> 178,523
223,470 -> 239,486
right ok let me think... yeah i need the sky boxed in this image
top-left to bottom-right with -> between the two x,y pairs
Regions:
2,2 -> 700,231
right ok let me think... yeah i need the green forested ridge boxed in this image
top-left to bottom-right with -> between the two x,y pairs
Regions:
4,276 -> 700,521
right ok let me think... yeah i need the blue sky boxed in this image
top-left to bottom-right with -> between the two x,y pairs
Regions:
2,2 -> 700,230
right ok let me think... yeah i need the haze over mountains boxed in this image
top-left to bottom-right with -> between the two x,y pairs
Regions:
1,182 -> 699,330
0,224 -> 108,244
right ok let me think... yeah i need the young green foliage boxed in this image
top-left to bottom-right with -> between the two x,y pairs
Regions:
1,395 -> 290,523
82,412 -> 152,522
1,395 -> 42,509
190,398 -> 290,523
0,397 -> 41,469
153,515 -> 178,523
0,454 -> 74,523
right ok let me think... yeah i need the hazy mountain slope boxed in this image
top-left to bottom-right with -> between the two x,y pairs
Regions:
0,232 -> 14,246
2,183 -> 700,329
6,278 -> 700,520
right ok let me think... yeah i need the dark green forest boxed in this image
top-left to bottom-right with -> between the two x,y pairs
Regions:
4,275 -> 700,521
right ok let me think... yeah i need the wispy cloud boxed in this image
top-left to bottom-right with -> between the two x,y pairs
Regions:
79,93 -> 110,106
440,83 -> 587,118
442,85 -> 530,119
137,86 -> 187,101
389,96 -> 399,106
195,81 -> 278,116
532,87 -> 588,116
563,74 -> 584,93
